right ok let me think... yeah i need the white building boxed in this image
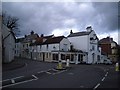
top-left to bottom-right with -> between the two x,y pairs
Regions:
30,36 -> 71,62
0,16 -> 2,66
30,35 -> 87,64
15,37 -> 24,57
68,26 -> 101,64
2,22 -> 15,63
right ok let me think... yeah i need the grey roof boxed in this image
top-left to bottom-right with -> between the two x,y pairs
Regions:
67,31 -> 92,37
43,36 -> 65,44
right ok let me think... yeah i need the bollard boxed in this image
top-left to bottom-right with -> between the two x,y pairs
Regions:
115,62 -> 119,72
57,61 -> 62,69
66,59 -> 70,67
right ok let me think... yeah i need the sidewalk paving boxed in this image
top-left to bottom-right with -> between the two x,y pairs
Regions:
2,58 -> 25,72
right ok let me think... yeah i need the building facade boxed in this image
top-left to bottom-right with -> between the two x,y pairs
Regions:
30,35 -> 87,64
68,26 -> 101,64
15,31 -> 39,58
99,36 -> 119,63
2,23 -> 15,63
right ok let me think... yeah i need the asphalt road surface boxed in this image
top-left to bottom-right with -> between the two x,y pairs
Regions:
2,58 -> 119,89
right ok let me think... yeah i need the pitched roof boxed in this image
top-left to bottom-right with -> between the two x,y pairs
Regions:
67,31 -> 92,37
43,36 -> 65,44
22,33 -> 39,43
99,37 -> 117,44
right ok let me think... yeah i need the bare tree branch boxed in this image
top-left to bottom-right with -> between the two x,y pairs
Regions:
2,11 -> 20,36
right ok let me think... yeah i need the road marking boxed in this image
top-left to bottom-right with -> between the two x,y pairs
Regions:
105,72 -> 108,77
47,69 -> 52,71
11,79 -> 15,84
94,83 -> 100,90
1,77 -> 37,88
101,77 -> 105,81
32,75 -> 38,79
53,70 -> 67,75
80,85 -> 84,88
1,76 -> 24,82
37,71 -> 45,73
52,68 -> 59,71
68,73 -> 74,75
46,71 -> 52,74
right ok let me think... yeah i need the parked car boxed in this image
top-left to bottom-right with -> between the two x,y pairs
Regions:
104,59 -> 112,65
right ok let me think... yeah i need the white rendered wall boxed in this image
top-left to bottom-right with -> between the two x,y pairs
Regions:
60,38 -> 71,51
2,25 -> 15,63
68,35 -> 88,52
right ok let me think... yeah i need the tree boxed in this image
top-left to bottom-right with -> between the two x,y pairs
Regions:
2,11 -> 20,36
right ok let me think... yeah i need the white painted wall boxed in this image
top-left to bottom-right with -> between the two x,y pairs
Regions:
60,38 -> 71,51
68,30 -> 101,64
88,31 -> 99,64
2,24 -> 15,63
15,42 -> 22,57
41,44 -> 59,52
68,35 -> 88,52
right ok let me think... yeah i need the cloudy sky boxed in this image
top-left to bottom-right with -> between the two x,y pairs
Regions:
2,1 -> 119,44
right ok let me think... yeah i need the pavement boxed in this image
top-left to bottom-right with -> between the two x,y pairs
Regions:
2,57 -> 26,72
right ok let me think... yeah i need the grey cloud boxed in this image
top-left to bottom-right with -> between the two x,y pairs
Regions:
2,2 -> 118,37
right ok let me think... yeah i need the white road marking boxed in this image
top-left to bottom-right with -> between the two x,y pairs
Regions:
1,78 -> 37,88
37,71 -> 45,73
101,77 -> 105,81
80,85 -> 84,88
52,68 -> 59,71
11,79 -> 15,84
94,83 -> 100,90
46,71 -> 52,74
105,72 -> 108,77
68,73 -> 74,75
32,75 -> 38,79
53,70 -> 67,75
47,69 -> 52,71
1,76 -> 24,82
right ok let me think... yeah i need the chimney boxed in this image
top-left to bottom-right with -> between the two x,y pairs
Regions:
70,30 -> 73,34
86,26 -> 92,32
111,38 -> 113,41
41,34 -> 44,37
25,35 -> 27,38
31,31 -> 34,35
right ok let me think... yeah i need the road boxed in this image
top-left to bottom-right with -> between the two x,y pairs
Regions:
2,58 -> 119,89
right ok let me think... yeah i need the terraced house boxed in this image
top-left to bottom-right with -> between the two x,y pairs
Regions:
15,26 -> 104,64
30,35 -> 87,64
